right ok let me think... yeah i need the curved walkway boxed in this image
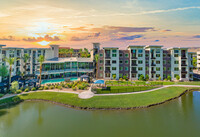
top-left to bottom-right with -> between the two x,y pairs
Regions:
0,85 -> 200,101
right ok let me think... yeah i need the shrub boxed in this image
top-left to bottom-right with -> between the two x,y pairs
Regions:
20,87 -> 24,91
167,76 -> 171,81
38,86 -> 43,90
16,90 -> 22,94
72,86 -> 77,91
44,86 -> 49,90
0,94 -> 3,98
112,74 -> 116,80
145,74 -> 149,81
58,86 -> 62,90
176,75 -> 180,80
164,78 -> 168,81
11,81 -> 19,93
158,76 -> 161,81
139,75 -> 145,81
119,78 -> 123,81
123,75 -> 128,81
24,88 -> 30,92
31,87 -> 37,91
49,86 -> 55,89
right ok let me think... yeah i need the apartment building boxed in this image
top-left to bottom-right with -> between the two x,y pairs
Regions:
97,45 -> 194,81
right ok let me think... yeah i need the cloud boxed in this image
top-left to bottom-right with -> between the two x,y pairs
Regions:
70,32 -> 101,41
70,36 -> 87,41
22,35 -> 61,42
116,35 -> 143,40
154,40 -> 160,42
0,36 -> 17,41
193,35 -> 200,38
161,29 -> 172,32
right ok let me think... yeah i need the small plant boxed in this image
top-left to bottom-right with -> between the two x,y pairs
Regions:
112,74 -> 116,80
20,87 -> 24,91
44,86 -> 49,90
24,88 -> 30,92
58,86 -> 62,90
72,86 -> 77,91
145,74 -> 149,81
164,78 -> 168,81
31,87 -> 37,91
158,76 -> 161,81
38,86 -> 43,90
139,75 -> 145,81
16,89 -> 22,94
176,75 -> 180,80
49,86 -> 55,89
167,75 -> 171,81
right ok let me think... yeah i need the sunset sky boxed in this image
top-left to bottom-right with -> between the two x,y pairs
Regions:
0,0 -> 200,49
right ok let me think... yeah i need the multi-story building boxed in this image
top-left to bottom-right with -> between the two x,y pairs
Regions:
97,45 -> 194,81
0,43 -> 195,82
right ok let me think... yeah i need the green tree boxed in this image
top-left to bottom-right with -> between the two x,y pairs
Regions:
167,75 -> 171,81
11,81 -> 19,93
0,65 -> 8,81
22,53 -> 30,77
193,57 -> 197,69
176,75 -> 180,80
38,55 -> 45,86
139,75 -> 145,81
69,48 -> 74,57
145,74 -> 149,81
4,57 -> 17,88
94,54 -> 99,78
123,75 -> 128,81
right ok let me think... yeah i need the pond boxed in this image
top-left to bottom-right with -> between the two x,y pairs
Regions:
0,91 -> 200,137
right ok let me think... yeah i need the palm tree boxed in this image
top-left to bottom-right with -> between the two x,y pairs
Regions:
38,55 -> 45,86
94,54 -> 99,79
69,48 -> 74,57
4,57 -> 16,89
22,53 -> 30,77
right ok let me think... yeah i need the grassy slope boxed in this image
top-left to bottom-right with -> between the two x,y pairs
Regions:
19,87 -> 197,108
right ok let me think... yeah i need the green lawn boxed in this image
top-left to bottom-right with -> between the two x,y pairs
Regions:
95,86 -> 159,94
17,87 -> 198,109
0,94 -> 3,98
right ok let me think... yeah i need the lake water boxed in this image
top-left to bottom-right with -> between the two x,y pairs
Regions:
0,91 -> 200,137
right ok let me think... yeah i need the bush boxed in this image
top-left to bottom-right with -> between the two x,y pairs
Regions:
16,90 -> 22,94
58,86 -> 62,90
31,87 -> 37,91
164,78 -> 168,81
0,94 -> 3,98
38,86 -> 43,90
11,81 -> 19,93
176,75 -> 180,80
139,75 -> 145,81
44,86 -> 49,90
167,76 -> 171,81
49,86 -> 55,89
24,88 -> 30,92
20,87 -> 24,91
72,86 -> 77,91
158,76 -> 161,81
145,74 -> 149,81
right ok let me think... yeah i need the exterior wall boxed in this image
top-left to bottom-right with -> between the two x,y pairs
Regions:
197,52 -> 200,70
97,50 -> 104,79
119,50 -> 130,79
163,50 -> 171,79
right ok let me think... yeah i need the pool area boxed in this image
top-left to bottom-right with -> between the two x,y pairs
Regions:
41,77 -> 78,84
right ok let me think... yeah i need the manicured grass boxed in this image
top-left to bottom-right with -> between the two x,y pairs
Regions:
18,87 -> 198,108
0,96 -> 21,106
175,81 -> 200,85
95,86 -> 159,94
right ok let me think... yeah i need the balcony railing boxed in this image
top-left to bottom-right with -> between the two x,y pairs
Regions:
105,56 -> 111,59
131,63 -> 137,66
131,56 -> 137,59
151,63 -> 156,66
105,70 -> 111,73
151,71 -> 156,74
181,55 -> 187,59
105,63 -> 111,66
131,70 -> 137,73
181,63 -> 187,66
181,70 -> 187,74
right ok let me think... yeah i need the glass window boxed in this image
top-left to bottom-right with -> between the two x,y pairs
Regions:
174,61 -> 179,64
138,60 -> 143,64
112,67 -> 116,70
120,67 -> 123,71
156,61 -> 160,64
138,67 -> 143,71
156,49 -> 160,53
125,54 -> 129,57
174,50 -> 179,53
112,54 -> 117,57
100,60 -> 103,64
125,67 -> 128,71
156,67 -> 160,71
156,54 -> 160,57
120,60 -> 123,64
112,50 -> 117,53
125,60 -> 129,64
119,53 -> 123,57
174,67 -> 179,71
100,54 -> 103,57
112,60 -> 116,64
138,54 -> 143,57
138,49 -> 143,53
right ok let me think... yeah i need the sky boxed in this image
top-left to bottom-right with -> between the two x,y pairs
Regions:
0,0 -> 200,49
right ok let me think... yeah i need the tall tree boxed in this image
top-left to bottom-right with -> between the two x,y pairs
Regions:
38,55 -> 45,86
0,65 -> 8,81
4,57 -> 16,88
94,54 -> 99,79
22,53 -> 30,77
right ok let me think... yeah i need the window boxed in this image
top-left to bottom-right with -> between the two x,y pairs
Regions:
100,74 -> 103,77
112,67 -> 116,70
125,60 -> 129,64
119,53 -> 123,57
163,67 -> 166,71
174,74 -> 179,78
100,67 -> 103,71
132,73 -> 137,78
138,49 -> 143,53
163,60 -> 166,64
125,67 -> 128,71
100,60 -> 103,64
174,50 -> 179,53
125,54 -> 129,57
100,54 -> 103,57
174,54 -> 179,57
156,61 -> 160,64
120,67 -> 123,71
112,60 -> 116,64
174,67 -> 179,71
138,67 -> 143,71
156,49 -> 160,53
138,54 -> 143,57
120,60 -> 123,64
156,54 -> 160,57
156,74 -> 160,77
146,67 -> 149,71
112,50 -> 117,53
112,54 -> 117,57
146,54 -> 149,57
119,73 -> 123,78
138,60 -> 143,64
156,67 -> 160,71
167,67 -> 171,71
174,61 -> 179,64
163,54 -> 166,57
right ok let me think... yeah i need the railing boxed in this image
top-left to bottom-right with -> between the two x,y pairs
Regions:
131,70 -> 137,73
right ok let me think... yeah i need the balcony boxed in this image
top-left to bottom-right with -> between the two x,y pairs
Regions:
151,63 -> 156,66
105,63 -> 111,66
131,70 -> 137,73
105,70 -> 111,73
181,63 -> 187,66
181,55 -> 187,59
151,56 -> 156,59
131,56 -> 137,59
181,70 -> 187,74
131,63 -> 137,66
105,56 -> 111,59
151,71 -> 156,74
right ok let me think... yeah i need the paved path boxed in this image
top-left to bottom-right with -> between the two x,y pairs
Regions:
0,85 -> 200,100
